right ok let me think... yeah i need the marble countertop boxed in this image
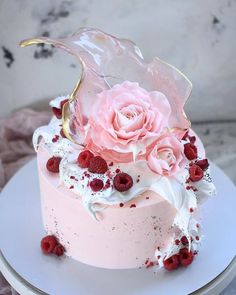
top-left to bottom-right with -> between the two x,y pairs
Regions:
192,121 -> 236,295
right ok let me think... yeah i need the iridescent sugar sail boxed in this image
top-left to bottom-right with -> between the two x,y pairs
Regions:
20,28 -> 192,159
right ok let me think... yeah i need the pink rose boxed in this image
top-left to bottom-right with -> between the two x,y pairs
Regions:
147,134 -> 186,176
86,81 -> 171,161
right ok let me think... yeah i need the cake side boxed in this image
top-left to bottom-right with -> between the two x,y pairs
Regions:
38,146 -> 178,269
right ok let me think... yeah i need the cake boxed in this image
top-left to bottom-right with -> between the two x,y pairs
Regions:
20,28 -> 216,271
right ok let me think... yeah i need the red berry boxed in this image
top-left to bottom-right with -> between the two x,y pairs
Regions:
53,244 -> 65,256
78,150 -> 94,168
189,135 -> 196,144
88,156 -> 108,174
51,99 -> 69,119
184,143 -> 198,160
179,248 -> 194,267
41,235 -> 57,254
114,173 -> 133,192
163,254 -> 180,271
90,178 -> 104,192
52,107 -> 62,119
46,157 -> 61,173
181,236 -> 189,245
195,159 -> 209,170
189,164 -> 204,182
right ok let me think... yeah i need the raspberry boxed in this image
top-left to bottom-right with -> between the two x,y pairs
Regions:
189,135 -> 196,144
41,235 -> 57,254
114,173 -> 133,192
179,248 -> 194,267
181,236 -> 189,245
195,159 -> 209,170
163,254 -> 180,271
53,244 -> 65,256
88,156 -> 108,174
184,143 -> 198,160
46,157 -> 61,173
189,164 -> 204,182
52,107 -> 62,119
78,150 -> 94,168
51,99 -> 69,119
90,178 -> 104,192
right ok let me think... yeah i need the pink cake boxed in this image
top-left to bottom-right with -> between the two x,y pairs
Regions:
21,28 -> 216,271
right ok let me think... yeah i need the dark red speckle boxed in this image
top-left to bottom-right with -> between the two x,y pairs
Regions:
52,135 -> 59,142
175,239 -> 180,245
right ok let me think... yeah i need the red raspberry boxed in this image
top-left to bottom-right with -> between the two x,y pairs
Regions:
179,248 -> 194,267
189,135 -> 196,144
163,254 -> 180,271
88,156 -> 108,174
46,157 -> 61,173
77,150 -> 94,168
53,244 -> 65,256
52,107 -> 62,119
195,159 -> 209,170
184,143 -> 198,160
181,236 -> 189,245
189,164 -> 204,182
41,235 -> 57,254
90,178 -> 104,192
51,99 -> 69,119
114,173 -> 133,192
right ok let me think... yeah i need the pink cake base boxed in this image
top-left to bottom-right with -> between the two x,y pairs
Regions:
37,131 -> 205,269
38,148 -> 178,269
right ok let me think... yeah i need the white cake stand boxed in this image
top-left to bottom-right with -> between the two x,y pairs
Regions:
0,159 -> 235,295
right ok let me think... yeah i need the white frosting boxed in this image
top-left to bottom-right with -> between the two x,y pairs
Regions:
33,95 -> 216,266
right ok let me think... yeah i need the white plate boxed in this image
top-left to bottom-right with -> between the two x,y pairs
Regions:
0,159 -> 235,295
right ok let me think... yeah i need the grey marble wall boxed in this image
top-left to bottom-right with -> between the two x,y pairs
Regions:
0,0 -> 236,121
